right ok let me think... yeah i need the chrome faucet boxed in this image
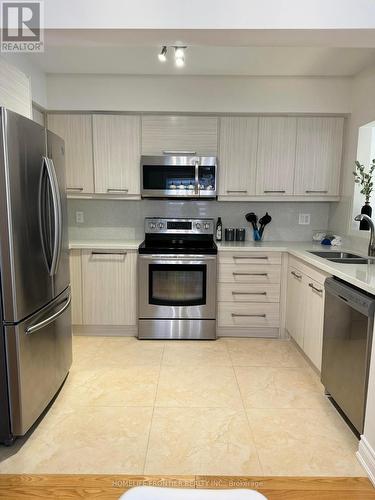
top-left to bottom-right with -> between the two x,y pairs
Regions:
355,214 -> 375,257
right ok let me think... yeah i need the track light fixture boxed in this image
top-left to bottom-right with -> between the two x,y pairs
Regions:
158,46 -> 167,62
157,45 -> 187,67
174,46 -> 185,67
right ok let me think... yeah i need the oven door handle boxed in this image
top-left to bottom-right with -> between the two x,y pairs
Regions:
139,255 -> 217,262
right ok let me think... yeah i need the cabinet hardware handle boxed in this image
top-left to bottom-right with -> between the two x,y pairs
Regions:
233,256 -> 268,260
107,188 -> 129,193
226,190 -> 248,193
232,291 -> 267,296
305,190 -> 328,193
231,313 -> 266,318
91,251 -> 127,256
264,190 -> 286,193
309,283 -> 323,293
291,271 -> 302,279
163,150 -> 196,155
233,272 -> 268,276
67,187 -> 83,191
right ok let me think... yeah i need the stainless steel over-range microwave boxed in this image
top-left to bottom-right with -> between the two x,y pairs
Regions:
140,155 -> 217,199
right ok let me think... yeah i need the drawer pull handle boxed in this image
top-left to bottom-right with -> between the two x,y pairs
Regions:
91,251 -> 127,256
291,271 -> 302,280
67,187 -> 83,191
232,291 -> 267,296
233,272 -> 268,276
305,190 -> 328,194
233,256 -> 268,260
231,313 -> 266,318
107,188 -> 129,193
226,190 -> 248,194
264,190 -> 286,193
309,283 -> 323,294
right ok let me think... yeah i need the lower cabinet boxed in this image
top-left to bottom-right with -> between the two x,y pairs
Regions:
69,249 -> 137,329
217,251 -> 281,337
69,249 -> 83,325
286,257 -> 328,370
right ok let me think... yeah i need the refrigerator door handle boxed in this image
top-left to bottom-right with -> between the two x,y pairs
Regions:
25,294 -> 71,335
43,156 -> 62,276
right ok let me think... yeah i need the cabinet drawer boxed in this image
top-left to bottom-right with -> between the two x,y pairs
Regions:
219,252 -> 281,265
218,264 -> 281,284
218,283 -> 280,303
218,303 -> 280,328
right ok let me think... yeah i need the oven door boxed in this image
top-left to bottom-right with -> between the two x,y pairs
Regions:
138,255 -> 217,319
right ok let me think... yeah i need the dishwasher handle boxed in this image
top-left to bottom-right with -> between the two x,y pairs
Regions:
325,277 -> 375,317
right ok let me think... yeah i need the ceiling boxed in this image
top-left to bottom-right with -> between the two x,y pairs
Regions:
30,45 -> 375,77
25,28 -> 375,77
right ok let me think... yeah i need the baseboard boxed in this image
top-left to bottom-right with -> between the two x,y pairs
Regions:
72,325 -> 137,337
357,436 -> 375,486
217,327 -> 280,338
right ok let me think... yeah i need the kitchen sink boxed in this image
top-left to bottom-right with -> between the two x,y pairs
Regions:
308,251 -> 370,264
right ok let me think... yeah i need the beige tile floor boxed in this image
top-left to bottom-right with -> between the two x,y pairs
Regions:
0,336 -> 365,476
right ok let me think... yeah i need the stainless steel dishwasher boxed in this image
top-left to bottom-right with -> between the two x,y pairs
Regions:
321,277 -> 375,435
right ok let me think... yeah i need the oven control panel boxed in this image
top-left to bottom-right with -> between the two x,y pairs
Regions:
145,218 -> 214,234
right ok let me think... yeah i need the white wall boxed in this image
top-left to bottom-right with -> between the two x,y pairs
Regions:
47,74 -> 352,113
329,65 -> 375,239
1,54 -> 47,108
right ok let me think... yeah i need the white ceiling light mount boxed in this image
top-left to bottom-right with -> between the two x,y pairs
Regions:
157,45 -> 187,67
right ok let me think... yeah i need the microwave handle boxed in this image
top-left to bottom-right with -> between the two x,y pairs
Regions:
162,150 -> 196,155
194,160 -> 199,194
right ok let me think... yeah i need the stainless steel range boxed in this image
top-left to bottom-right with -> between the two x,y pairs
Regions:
138,218 -> 217,340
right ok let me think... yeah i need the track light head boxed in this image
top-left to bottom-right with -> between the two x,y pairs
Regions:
158,46 -> 167,62
174,46 -> 186,67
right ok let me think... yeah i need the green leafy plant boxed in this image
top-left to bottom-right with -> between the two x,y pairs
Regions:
353,159 -> 375,202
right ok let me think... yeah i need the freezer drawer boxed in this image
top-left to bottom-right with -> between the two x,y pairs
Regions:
4,288 -> 72,436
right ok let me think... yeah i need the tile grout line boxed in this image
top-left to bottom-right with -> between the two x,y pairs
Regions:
229,342 -> 265,476
141,342 -> 166,474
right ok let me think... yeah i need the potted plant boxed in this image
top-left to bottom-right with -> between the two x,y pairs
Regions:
353,159 -> 375,230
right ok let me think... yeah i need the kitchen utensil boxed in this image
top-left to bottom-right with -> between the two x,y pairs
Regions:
225,228 -> 235,241
245,212 -> 258,231
258,212 -> 272,237
236,228 -> 246,241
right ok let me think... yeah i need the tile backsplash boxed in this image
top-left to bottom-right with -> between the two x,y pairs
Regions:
68,199 -> 330,242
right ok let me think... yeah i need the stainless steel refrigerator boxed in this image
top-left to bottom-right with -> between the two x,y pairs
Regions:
0,108 -> 72,445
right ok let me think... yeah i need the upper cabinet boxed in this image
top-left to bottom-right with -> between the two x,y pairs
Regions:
141,115 -> 218,156
93,114 -> 141,197
47,111 -> 344,201
293,117 -> 344,197
47,114 -> 94,194
0,58 -> 32,119
218,117 -> 259,198
256,117 -> 297,196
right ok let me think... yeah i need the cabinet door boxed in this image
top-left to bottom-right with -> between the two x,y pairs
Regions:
141,115 -> 218,155
286,267 -> 305,348
82,250 -> 137,326
47,114 -> 94,194
93,114 -> 141,196
218,117 -> 258,197
294,117 -> 344,196
69,250 -> 82,325
303,278 -> 325,371
256,117 -> 297,195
